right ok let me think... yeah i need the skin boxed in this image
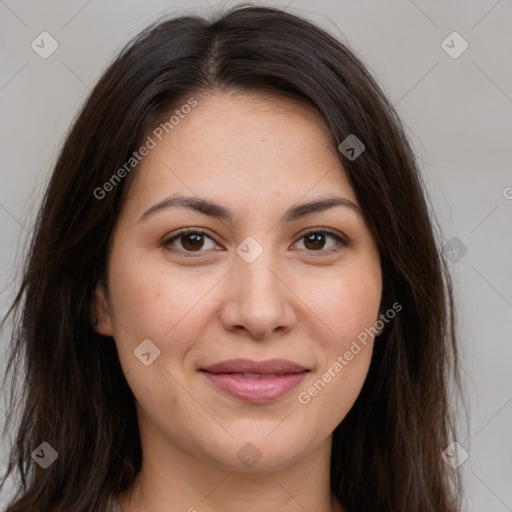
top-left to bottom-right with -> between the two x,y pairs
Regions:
93,91 -> 383,512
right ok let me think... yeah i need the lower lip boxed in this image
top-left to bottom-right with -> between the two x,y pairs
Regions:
201,371 -> 308,403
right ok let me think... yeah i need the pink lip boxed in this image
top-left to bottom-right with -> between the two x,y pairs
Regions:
200,358 -> 310,403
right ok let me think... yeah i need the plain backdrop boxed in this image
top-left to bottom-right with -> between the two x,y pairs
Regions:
1,1 -> 511,510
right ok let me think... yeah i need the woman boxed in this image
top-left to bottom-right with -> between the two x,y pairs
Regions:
0,5 -> 465,511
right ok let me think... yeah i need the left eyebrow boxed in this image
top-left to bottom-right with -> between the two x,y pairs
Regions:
283,196 -> 361,222
138,194 -> 361,223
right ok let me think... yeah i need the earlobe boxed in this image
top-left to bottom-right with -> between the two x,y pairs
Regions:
91,279 -> 113,337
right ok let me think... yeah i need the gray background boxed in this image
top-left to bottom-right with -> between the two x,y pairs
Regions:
1,0 -> 511,510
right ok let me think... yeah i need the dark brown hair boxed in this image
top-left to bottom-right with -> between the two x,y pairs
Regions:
1,4 -> 465,511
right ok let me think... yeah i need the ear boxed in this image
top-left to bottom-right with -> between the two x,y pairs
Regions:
91,278 -> 114,337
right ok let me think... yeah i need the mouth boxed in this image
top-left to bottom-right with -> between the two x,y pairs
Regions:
199,359 -> 310,403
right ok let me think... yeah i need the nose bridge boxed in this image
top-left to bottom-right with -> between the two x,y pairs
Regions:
237,241 -> 278,299
220,235 -> 296,338
235,235 -> 282,309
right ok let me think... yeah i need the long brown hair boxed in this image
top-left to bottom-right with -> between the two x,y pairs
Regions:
1,4 -> 465,511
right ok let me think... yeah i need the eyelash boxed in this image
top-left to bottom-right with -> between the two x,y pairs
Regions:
162,228 -> 347,257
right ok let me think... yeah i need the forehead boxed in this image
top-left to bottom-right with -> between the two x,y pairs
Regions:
122,91 -> 357,216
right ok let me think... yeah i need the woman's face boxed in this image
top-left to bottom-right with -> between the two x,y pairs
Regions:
94,91 -> 382,471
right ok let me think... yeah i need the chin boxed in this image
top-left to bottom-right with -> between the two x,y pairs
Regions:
200,431 -> 316,472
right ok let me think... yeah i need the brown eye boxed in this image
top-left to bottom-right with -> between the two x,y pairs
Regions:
180,232 -> 205,251
304,232 -> 327,250
164,230 -> 217,253
294,230 -> 346,253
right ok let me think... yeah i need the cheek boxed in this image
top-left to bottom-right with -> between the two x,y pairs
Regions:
296,281 -> 378,429
106,256 -> 207,415
108,250 -> 207,335
305,262 -> 382,346
106,251 -> 217,375
295,260 -> 381,412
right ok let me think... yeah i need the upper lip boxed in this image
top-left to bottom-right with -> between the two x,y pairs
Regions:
200,358 -> 309,375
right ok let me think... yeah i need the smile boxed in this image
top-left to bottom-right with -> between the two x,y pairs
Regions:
199,358 -> 310,403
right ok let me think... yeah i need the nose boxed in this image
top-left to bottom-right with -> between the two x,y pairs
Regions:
218,245 -> 297,340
